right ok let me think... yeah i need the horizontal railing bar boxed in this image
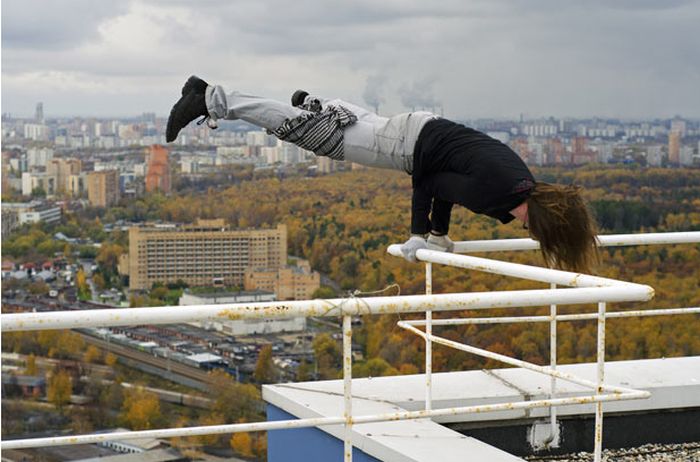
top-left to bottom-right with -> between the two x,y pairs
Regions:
403,307 -> 700,326
1,285 -> 653,332
387,247 -> 654,290
398,322 -> 638,395
0,389 -> 649,450
426,231 -> 700,254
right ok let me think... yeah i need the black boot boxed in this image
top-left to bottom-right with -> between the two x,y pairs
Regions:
166,76 -> 210,142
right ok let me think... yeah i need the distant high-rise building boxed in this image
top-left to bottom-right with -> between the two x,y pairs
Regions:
646,145 -> 664,167
68,173 -> 87,197
261,146 -> 281,164
571,137 -> 594,164
680,146 -> 694,167
121,220 -> 287,290
35,102 -> 44,123
572,137 -> 587,156
510,138 -> 531,164
27,148 -> 54,168
668,130 -> 681,165
247,130 -> 276,147
87,170 -> 120,207
23,124 -> 50,142
142,112 -> 157,125
317,156 -> 336,174
145,145 -> 171,193
21,172 -> 56,197
47,158 -> 82,193
546,138 -> 565,165
670,118 -> 687,138
2,152 -> 10,196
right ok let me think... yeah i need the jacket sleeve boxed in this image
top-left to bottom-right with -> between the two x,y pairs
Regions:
411,185 -> 432,235
430,197 -> 453,235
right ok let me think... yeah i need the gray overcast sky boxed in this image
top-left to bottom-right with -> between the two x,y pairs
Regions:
2,0 -> 699,119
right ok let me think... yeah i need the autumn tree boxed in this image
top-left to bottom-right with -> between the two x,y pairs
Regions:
27,281 -> 50,296
253,433 -> 268,460
76,268 -> 90,300
207,370 -> 262,423
93,273 -> 106,290
120,387 -> 162,430
352,357 -> 399,378
170,416 -> 202,459
96,242 -> 124,275
230,431 -> 253,458
194,413 -> 226,447
105,352 -> 118,367
37,330 -> 85,359
25,353 -> 38,376
254,344 -> 275,383
47,368 -> 73,411
84,345 -> 102,364
312,333 -> 341,379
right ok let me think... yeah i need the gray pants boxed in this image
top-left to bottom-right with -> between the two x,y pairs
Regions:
206,85 -> 438,174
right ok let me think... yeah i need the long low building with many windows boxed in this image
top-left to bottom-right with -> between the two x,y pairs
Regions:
119,219 -> 287,290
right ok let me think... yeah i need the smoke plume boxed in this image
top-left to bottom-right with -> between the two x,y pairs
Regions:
399,77 -> 441,112
362,75 -> 386,114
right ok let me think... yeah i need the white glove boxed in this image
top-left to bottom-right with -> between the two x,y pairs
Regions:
426,233 -> 454,252
401,235 -> 427,262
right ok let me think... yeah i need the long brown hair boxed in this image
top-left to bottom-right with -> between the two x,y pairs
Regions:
526,182 -> 599,273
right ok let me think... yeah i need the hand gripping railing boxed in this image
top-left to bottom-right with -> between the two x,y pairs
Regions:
2,231 -> 699,462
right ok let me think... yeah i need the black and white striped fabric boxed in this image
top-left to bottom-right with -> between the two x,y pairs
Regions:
272,105 -> 357,160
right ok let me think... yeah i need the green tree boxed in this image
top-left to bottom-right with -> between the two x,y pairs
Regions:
296,359 -> 312,381
311,286 -> 336,299
31,186 -> 46,198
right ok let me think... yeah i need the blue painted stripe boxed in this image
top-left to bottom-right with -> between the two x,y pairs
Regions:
267,405 -> 381,462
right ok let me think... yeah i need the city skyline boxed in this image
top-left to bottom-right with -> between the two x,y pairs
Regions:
2,0 -> 700,119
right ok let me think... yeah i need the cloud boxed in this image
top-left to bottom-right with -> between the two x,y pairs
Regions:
1,1 -> 129,50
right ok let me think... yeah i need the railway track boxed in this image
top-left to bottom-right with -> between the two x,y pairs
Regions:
78,332 -> 214,385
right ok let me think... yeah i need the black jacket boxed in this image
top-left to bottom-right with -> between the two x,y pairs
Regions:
411,118 -> 535,235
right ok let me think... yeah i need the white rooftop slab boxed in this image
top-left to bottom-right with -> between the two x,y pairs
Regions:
186,352 -> 223,363
264,356 -> 700,462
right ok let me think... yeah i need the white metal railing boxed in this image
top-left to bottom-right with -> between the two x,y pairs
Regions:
2,231 -> 699,462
